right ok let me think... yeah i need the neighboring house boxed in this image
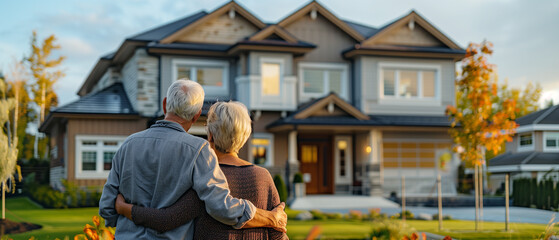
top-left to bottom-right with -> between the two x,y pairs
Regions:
488,105 -> 559,193
40,1 -> 465,196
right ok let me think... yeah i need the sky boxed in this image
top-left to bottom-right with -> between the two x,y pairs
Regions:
1,0 -> 558,107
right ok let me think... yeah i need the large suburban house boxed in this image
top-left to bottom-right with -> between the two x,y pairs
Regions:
488,105 -> 559,192
40,1 -> 465,196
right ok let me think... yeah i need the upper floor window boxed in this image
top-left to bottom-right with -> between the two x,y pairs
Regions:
379,63 -> 440,101
518,133 -> 534,151
299,63 -> 348,100
262,62 -> 280,96
173,59 -> 229,96
76,135 -> 126,179
545,132 -> 559,151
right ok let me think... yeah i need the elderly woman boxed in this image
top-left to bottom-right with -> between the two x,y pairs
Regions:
115,101 -> 288,240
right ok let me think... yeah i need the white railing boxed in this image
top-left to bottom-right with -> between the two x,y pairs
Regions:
235,75 -> 297,111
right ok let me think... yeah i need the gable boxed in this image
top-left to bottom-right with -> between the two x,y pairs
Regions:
362,11 -> 461,50
284,14 -> 356,62
249,25 -> 298,43
176,13 -> 259,44
374,24 -> 445,47
294,94 -> 369,120
278,1 -> 363,42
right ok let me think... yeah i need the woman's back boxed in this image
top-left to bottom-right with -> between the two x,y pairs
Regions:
194,164 -> 285,239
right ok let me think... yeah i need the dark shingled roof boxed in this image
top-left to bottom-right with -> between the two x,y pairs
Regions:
516,105 -> 559,125
128,11 -> 208,42
147,42 -> 231,52
267,94 -> 450,129
343,20 -> 379,38
489,151 -> 559,166
53,83 -> 135,115
348,45 -> 466,55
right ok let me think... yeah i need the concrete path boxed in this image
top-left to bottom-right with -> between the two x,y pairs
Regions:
290,195 -> 558,224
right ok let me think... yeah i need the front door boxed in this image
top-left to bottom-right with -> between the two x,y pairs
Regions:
299,138 -> 333,194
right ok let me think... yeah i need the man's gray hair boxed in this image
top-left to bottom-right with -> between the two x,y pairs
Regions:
166,79 -> 205,121
207,101 -> 252,154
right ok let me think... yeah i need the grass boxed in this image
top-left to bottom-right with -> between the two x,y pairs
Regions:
3,197 -> 557,240
5,197 -> 99,240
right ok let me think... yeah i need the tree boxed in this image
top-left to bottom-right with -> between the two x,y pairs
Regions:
500,81 -> 542,117
0,76 -> 20,222
446,41 -> 518,230
6,58 -> 35,159
27,31 -> 65,158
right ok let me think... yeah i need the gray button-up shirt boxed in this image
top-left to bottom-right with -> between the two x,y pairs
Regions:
99,120 -> 256,239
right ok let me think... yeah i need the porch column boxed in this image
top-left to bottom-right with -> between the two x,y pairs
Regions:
368,129 -> 383,196
288,130 -> 298,165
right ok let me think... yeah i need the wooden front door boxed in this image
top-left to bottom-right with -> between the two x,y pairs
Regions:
299,139 -> 333,194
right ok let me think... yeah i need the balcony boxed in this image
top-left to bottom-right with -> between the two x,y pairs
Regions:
235,75 -> 297,111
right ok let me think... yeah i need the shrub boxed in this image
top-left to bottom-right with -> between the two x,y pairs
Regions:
273,174 -> 288,202
293,172 -> 304,183
325,212 -> 343,220
348,210 -> 363,220
391,210 -> 413,220
432,214 -> 452,220
310,210 -> 327,220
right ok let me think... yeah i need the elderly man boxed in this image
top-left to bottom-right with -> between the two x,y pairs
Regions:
99,79 -> 286,239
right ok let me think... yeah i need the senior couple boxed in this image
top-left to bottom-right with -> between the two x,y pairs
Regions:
99,79 -> 288,239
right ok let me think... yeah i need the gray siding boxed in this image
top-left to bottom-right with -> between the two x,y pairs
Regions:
359,56 -> 456,116
122,53 -> 138,111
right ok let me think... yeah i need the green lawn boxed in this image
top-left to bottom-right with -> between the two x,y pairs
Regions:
3,197 -> 556,240
5,197 -> 99,240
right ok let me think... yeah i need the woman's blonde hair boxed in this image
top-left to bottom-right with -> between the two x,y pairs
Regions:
206,101 -> 252,153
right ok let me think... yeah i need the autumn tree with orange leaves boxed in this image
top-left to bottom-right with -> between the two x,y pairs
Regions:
446,41 -> 518,231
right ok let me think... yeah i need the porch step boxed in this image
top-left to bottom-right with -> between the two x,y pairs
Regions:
290,195 -> 399,210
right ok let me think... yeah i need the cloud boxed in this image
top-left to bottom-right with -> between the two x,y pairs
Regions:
58,37 -> 95,57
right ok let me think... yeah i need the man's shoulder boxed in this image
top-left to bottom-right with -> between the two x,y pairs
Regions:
125,127 -> 209,150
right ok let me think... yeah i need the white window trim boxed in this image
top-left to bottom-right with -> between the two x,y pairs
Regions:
260,58 -> 284,102
172,58 -> 229,96
299,62 -> 349,100
75,135 -> 127,179
544,132 -> 559,152
334,136 -> 353,185
518,133 -> 534,152
250,133 -> 274,167
378,62 -> 441,105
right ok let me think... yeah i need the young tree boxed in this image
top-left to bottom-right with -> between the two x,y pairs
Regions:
27,31 -> 65,158
500,81 -> 542,117
446,41 -> 518,230
0,76 -> 20,221
6,58 -> 35,159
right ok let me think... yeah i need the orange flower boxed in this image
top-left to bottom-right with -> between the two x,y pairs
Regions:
93,216 -> 100,227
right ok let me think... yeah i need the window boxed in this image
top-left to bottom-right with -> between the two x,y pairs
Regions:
334,136 -> 352,184
75,136 -> 126,179
262,63 -> 280,96
379,63 -> 440,101
173,59 -> 229,96
545,132 -> 559,151
518,133 -> 534,151
300,63 -> 348,100
251,133 -> 274,167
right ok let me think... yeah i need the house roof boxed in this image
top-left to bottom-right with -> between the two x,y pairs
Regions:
267,93 -> 451,130
343,20 -> 379,38
128,11 -> 208,42
516,104 -> 559,126
487,151 -> 559,173
54,83 -> 136,115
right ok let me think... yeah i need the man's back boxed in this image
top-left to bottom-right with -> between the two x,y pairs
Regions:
101,120 -> 210,239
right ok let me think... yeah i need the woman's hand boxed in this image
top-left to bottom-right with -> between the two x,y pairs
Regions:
115,194 -> 133,220
270,202 -> 287,233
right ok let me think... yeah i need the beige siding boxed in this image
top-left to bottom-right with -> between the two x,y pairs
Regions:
252,112 -> 282,133
284,14 -> 356,63
66,117 -> 147,187
178,13 -> 259,44
359,56 -> 456,116
374,24 -> 444,47
535,131 -> 544,151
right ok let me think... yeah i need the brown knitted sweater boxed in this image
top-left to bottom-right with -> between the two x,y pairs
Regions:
131,164 -> 288,240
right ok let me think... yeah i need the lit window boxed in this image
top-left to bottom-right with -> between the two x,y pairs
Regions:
382,68 -> 437,99
334,136 -> 352,184
173,59 -> 229,96
262,63 -> 280,96
300,63 -> 347,99
251,134 -> 274,166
